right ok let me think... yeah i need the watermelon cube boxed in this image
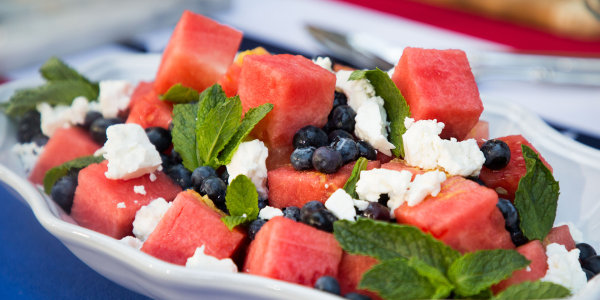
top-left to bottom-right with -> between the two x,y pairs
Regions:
267,160 -> 380,209
141,190 -> 246,265
127,81 -> 154,109
153,11 -> 243,95
338,253 -> 381,300
70,161 -> 181,238
391,47 -> 483,140
217,47 -> 270,97
395,176 -> 514,253
243,216 -> 342,286
126,82 -> 173,129
492,240 -> 548,293
479,135 -> 552,200
464,120 -> 489,147
543,225 -> 576,251
238,54 -> 336,150
29,127 -> 100,184
380,159 -> 425,179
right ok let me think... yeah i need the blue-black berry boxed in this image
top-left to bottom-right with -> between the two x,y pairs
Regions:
331,137 -> 359,164
328,129 -> 354,144
345,292 -> 371,300
363,202 -> 390,221
290,147 -> 316,171
89,117 -> 123,145
293,126 -> 328,149
191,166 -> 218,189
357,140 -> 377,160
302,209 -> 337,233
199,176 -> 227,206
332,91 -> 348,108
480,139 -> 511,170
51,175 -> 78,214
17,110 -> 42,143
282,206 -> 301,221
330,105 -> 356,133
577,243 -> 597,263
314,276 -> 341,295
312,146 -> 343,174
496,198 -> 519,230
167,164 -> 192,189
248,219 -> 267,240
145,127 -> 172,153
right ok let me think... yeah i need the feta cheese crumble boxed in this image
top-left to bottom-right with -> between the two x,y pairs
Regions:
149,172 -> 157,182
100,123 -> 162,180
258,206 -> 283,220
226,140 -> 269,198
119,236 -> 143,250
132,197 -> 171,242
312,56 -> 334,72
37,96 -> 96,137
12,142 -> 44,174
98,80 -> 133,118
117,202 -> 126,209
541,243 -> 587,293
405,171 -> 447,207
353,199 -> 370,211
185,245 -> 238,273
133,185 -> 146,195
325,189 -> 356,221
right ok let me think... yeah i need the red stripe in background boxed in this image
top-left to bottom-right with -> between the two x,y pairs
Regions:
337,0 -> 600,56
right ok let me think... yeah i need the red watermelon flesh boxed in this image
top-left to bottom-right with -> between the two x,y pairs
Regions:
391,47 -> 483,140
153,10 -> 242,95
492,240 -> 548,293
395,176 -> 514,253
543,225 -> 576,251
267,161 -> 381,209
338,253 -> 382,300
243,216 -> 342,286
238,54 -> 336,149
126,84 -> 173,129
217,47 -> 270,97
70,161 -> 181,239
380,159 -> 425,179
479,135 -> 552,201
29,127 -> 100,184
128,81 -> 154,109
141,190 -> 246,265
464,120 -> 489,147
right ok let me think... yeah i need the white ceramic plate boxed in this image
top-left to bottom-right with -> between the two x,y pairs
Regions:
1,53 -> 600,299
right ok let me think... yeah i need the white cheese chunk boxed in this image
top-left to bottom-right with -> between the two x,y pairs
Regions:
335,70 -> 376,110
258,206 -> 283,220
542,243 -> 587,293
325,189 -> 356,221
119,236 -> 143,250
354,97 -> 395,156
133,185 -> 146,195
353,199 -> 370,211
405,171 -> 447,207
186,245 -> 238,273
132,197 -> 171,242
226,140 -> 269,198
98,80 -> 133,118
101,123 -> 162,180
312,56 -> 334,72
437,138 -> 485,177
37,96 -> 94,137
12,142 -> 44,174
117,202 -> 126,209
355,168 -> 412,205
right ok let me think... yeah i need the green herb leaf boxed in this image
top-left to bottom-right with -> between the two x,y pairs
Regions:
342,157 -> 368,198
2,81 -> 99,117
221,174 -> 259,230
359,258 -> 439,300
197,84 -> 227,124
407,257 -> 454,299
448,249 -> 530,297
40,57 -> 97,90
492,281 -> 571,300
159,83 -> 199,103
334,219 -> 460,273
514,145 -> 560,241
171,102 -> 199,171
43,155 -> 104,194
349,69 -> 410,158
218,103 -> 273,165
195,97 -> 242,168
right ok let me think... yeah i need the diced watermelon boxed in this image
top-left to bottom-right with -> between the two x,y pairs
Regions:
395,176 -> 514,253
128,81 -> 154,109
492,240 -> 548,293
70,161 -> 181,239
464,120 -> 489,147
543,225 -> 576,251
338,253 -> 382,300
238,54 -> 336,149
376,152 -> 393,164
479,135 -> 552,201
141,190 -> 246,265
380,159 -> 425,179
126,84 -> 173,129
217,47 -> 269,97
29,127 -> 100,184
243,216 -> 342,286
391,47 -> 483,140
153,11 -> 242,95
267,161 -> 381,209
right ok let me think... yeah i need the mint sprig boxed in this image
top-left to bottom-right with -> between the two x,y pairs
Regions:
221,174 -> 259,230
407,257 -> 454,299
159,83 -> 199,103
196,97 -> 242,168
43,155 -> 104,194
171,102 -> 199,171
342,157 -> 368,198
492,281 -> 571,300
349,69 -> 410,158
514,144 -> 560,241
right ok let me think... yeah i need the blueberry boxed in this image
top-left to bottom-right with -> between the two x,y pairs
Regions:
331,137 -> 359,164
199,176 -> 227,206
312,146 -> 343,174
333,91 -> 348,108
583,255 -> 600,274
583,268 -> 596,281
282,206 -> 301,221
145,127 -> 172,153
167,164 -> 192,189
357,140 -> 377,160
496,198 -> 519,230
314,276 -> 340,295
290,147 -> 316,171
363,202 -> 390,221
345,292 -> 371,300
191,166 -> 217,189
89,117 -> 123,145
293,126 -> 328,149
258,195 -> 268,210
220,169 -> 229,185
31,133 -> 49,146
169,150 -> 183,165
378,194 -> 390,206
160,153 -> 171,170
577,243 -> 597,262
480,139 -> 511,170
330,105 -> 356,133
82,111 -> 103,131
303,209 -> 337,232
17,110 -> 42,143
248,219 -> 267,240
467,176 -> 486,186
328,129 -> 354,144
51,175 -> 78,214
510,230 -> 529,247
301,201 -> 326,219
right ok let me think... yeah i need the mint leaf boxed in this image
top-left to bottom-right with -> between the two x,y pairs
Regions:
197,84 -> 227,124
407,257 -> 454,299
349,69 -> 410,158
334,219 -> 460,273
172,102 -> 199,171
514,145 -> 560,241
40,57 -> 97,89
159,83 -> 199,103
195,97 -> 242,168
218,103 -> 273,165
43,155 -> 104,194
343,157 -> 368,198
222,175 -> 259,230
448,249 -> 530,297
359,258 -> 439,300
493,281 -> 571,300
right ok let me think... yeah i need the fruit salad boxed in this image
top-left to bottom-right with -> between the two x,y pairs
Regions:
3,10 -> 599,300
